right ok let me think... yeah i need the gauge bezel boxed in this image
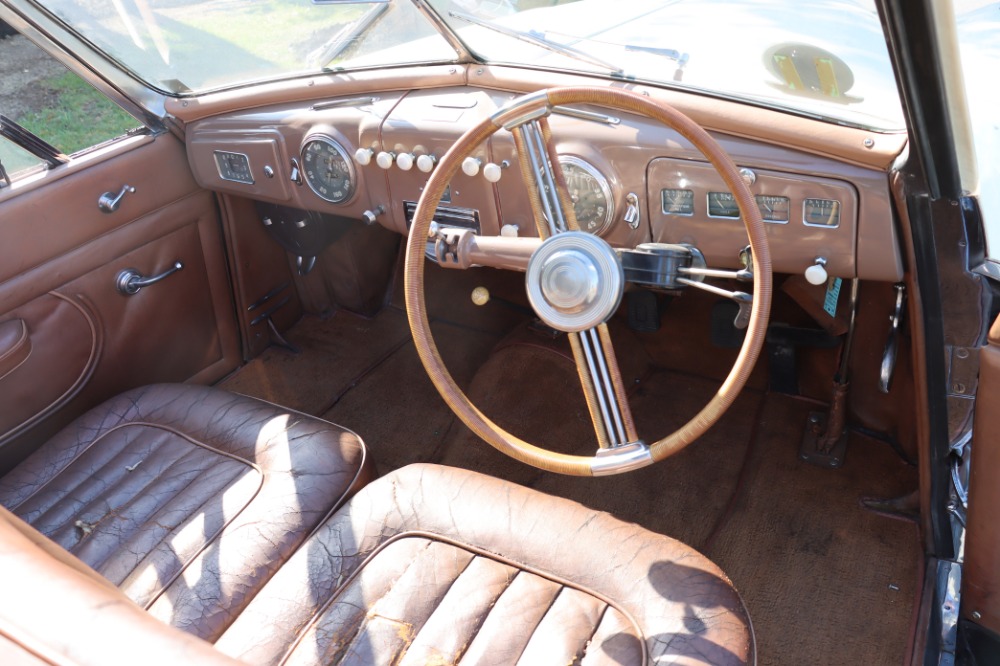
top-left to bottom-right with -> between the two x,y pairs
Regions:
802,198 -> 842,228
557,155 -> 615,236
707,191 -> 741,219
301,134 -> 357,204
755,194 -> 790,224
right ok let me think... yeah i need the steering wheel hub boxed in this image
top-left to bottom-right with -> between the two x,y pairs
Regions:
526,231 -> 624,332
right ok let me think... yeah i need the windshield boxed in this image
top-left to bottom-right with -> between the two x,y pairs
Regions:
428,0 -> 905,131
27,0 -> 457,94
26,0 -> 904,130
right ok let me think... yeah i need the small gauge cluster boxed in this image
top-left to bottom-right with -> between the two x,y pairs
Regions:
301,135 -> 356,204
660,187 -> 840,228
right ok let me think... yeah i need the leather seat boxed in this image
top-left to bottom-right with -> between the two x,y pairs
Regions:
0,384 -> 370,641
216,464 -> 754,665
0,387 -> 753,665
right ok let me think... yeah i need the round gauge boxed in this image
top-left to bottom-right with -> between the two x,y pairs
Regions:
301,135 -> 355,203
557,156 -> 614,236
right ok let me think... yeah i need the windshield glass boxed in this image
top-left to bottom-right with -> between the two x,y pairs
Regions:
30,0 -> 457,94
28,0 -> 903,130
428,0 -> 905,131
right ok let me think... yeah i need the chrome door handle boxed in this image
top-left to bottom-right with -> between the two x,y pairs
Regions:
98,184 -> 135,213
116,261 -> 183,295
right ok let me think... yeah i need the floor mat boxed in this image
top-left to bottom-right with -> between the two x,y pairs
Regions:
706,394 -> 920,665
322,319 -> 501,474
220,309 -> 411,415
435,340 -> 763,550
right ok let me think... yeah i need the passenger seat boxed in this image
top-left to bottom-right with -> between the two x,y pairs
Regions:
0,384 -> 370,640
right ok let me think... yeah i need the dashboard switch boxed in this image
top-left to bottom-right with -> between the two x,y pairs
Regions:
376,151 -> 395,169
500,224 -> 519,237
416,154 -> 437,173
396,153 -> 415,171
624,192 -> 641,229
462,157 -> 481,177
362,205 -> 385,225
805,257 -> 829,286
354,148 -> 373,166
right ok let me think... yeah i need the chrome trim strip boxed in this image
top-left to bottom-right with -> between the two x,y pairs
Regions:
973,259 -> 1000,282
585,327 -> 628,445
591,441 -> 652,475
311,96 -> 380,111
525,120 -> 568,233
552,106 -> 620,125
578,329 -> 620,446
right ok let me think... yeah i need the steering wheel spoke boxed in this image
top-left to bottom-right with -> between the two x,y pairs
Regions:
511,117 -> 579,239
569,324 -> 639,449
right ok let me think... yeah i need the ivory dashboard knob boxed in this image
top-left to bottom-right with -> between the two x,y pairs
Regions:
483,162 -> 503,183
500,224 -> 519,237
462,157 -> 481,177
471,287 -> 490,306
416,154 -> 437,173
804,257 -> 829,286
396,153 -> 414,171
354,148 -> 373,166
376,151 -> 395,169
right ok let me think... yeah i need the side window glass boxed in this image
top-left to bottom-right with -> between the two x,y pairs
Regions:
0,26 -> 142,182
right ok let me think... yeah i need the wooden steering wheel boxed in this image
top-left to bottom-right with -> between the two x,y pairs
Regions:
405,87 -> 772,476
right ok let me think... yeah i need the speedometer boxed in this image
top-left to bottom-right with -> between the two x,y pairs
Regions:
557,156 -> 614,236
301,135 -> 355,203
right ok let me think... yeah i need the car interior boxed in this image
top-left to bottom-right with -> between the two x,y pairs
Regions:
0,1 -> 993,664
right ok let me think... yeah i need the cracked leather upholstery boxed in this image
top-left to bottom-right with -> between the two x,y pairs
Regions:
0,384 -> 370,642
216,464 -> 754,665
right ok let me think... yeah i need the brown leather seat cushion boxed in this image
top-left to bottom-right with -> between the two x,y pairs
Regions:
216,464 -> 754,665
0,384 -> 370,641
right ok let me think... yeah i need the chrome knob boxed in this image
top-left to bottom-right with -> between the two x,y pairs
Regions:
362,205 -> 385,225
98,184 -> 135,214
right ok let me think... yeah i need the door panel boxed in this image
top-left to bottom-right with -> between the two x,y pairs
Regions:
0,133 -> 240,472
964,315 -> 1000,635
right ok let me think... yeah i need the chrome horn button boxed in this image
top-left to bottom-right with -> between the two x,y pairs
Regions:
539,250 -> 599,312
526,231 -> 624,332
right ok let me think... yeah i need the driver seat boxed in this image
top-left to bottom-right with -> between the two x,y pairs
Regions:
0,387 -> 753,665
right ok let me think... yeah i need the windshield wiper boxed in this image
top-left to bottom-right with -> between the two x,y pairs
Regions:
448,11 -> 622,74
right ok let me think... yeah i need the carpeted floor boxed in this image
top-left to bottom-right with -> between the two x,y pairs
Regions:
219,266 -> 920,665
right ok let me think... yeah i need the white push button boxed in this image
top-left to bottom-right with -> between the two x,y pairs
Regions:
354,148 -> 373,166
462,157 -> 481,177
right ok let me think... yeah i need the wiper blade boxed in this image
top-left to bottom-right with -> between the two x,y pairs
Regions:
448,10 -> 622,74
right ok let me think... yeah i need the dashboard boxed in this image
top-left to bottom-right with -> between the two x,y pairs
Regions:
185,85 -> 903,282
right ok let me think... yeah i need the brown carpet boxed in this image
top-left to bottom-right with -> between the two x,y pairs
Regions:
706,394 -> 920,665
220,308 -> 412,416
219,278 -> 920,666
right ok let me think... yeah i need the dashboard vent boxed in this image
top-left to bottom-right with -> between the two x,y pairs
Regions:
404,201 -> 480,234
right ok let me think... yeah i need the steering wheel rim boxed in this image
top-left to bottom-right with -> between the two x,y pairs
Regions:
405,86 -> 772,476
